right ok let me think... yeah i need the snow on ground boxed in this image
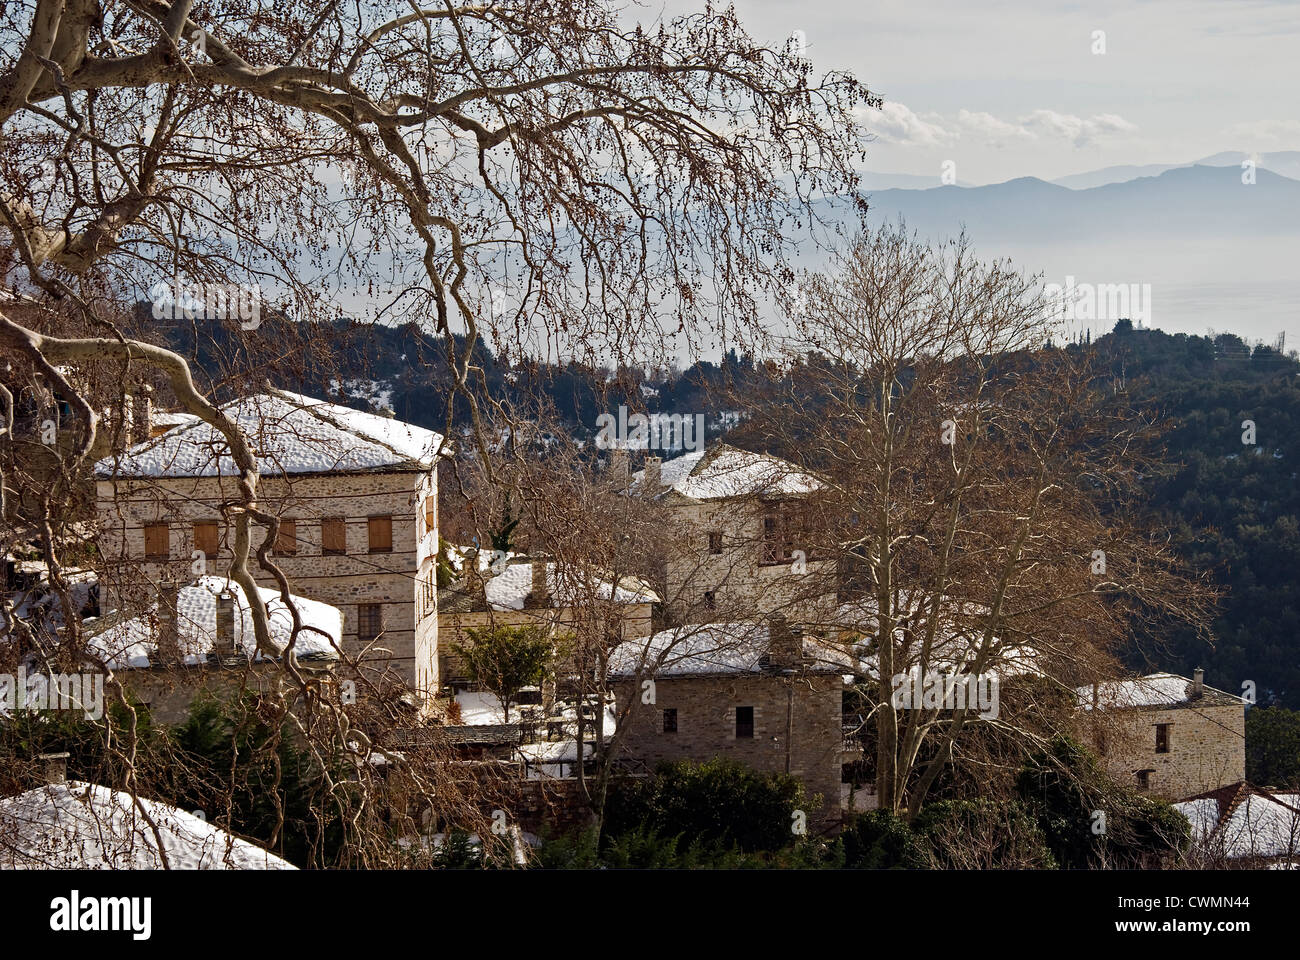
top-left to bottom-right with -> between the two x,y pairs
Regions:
87,576 -> 341,669
95,391 -> 442,477
0,781 -> 295,869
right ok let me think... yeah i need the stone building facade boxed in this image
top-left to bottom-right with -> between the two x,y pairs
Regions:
610,619 -> 845,827
1078,670 -> 1247,800
93,391 -> 443,708
629,443 -> 835,623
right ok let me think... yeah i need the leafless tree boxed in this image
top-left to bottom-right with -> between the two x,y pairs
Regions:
1,0 -> 873,864
730,225 -> 1218,817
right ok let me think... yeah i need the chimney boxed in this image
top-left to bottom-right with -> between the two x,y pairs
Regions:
609,448 -> 630,486
131,384 -> 153,445
38,752 -> 69,785
643,455 -> 662,494
156,580 -> 180,664
528,559 -> 551,608
214,590 -> 236,658
767,615 -> 802,672
1190,667 -> 1204,699
109,399 -> 130,455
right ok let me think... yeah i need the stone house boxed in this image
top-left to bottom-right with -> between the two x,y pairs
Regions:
93,390 -> 444,709
627,442 -> 835,623
1077,670 -> 1247,800
609,616 -> 847,828
83,575 -> 342,724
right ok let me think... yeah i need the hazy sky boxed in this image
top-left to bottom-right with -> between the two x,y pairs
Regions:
655,0 -> 1300,184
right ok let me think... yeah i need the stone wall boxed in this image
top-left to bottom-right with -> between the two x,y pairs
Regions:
95,467 -> 438,706
1088,702 -> 1246,800
662,497 -> 835,621
612,671 -> 843,826
118,660 -> 336,725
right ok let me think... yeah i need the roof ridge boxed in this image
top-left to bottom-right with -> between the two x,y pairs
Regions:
263,387 -> 439,466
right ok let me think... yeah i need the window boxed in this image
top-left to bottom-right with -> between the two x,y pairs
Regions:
357,603 -> 384,642
708,531 -> 723,554
421,569 -> 436,618
1155,723 -> 1170,754
144,523 -> 169,559
274,518 -> 298,555
1136,769 -> 1154,790
762,514 -> 780,563
735,706 -> 754,739
368,515 -> 393,553
662,708 -> 678,733
424,496 -> 436,535
703,590 -> 717,610
322,518 -> 346,555
193,521 -> 219,558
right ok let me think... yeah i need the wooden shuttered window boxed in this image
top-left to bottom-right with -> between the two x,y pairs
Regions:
193,522 -> 219,558
274,518 -> 298,555
424,496 -> 436,535
144,523 -> 169,559
322,518 -> 346,555
368,515 -> 392,553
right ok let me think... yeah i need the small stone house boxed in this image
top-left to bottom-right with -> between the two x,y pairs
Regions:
1077,670 -> 1247,799
609,617 -> 847,828
84,575 -> 342,724
93,390 -> 444,708
628,443 -> 834,622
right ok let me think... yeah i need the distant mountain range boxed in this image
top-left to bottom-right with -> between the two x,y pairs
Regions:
857,164 -> 1300,242
829,156 -> 1300,344
1050,151 -> 1300,190
859,151 -> 1300,193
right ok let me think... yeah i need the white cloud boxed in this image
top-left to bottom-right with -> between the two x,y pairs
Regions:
1018,110 -> 1138,148
862,101 -> 958,147
956,110 -> 1035,148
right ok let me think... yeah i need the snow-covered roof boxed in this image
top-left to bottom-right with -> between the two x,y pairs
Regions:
441,553 -> 658,612
630,443 -> 822,501
151,411 -> 200,430
1076,673 -> 1248,711
87,576 -> 341,669
95,390 -> 443,478
799,595 -> 1039,681
1176,785 -> 1300,860
0,781 -> 295,869
517,740 -> 593,764
608,621 -> 851,678
452,690 -> 619,736
454,690 -> 523,725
